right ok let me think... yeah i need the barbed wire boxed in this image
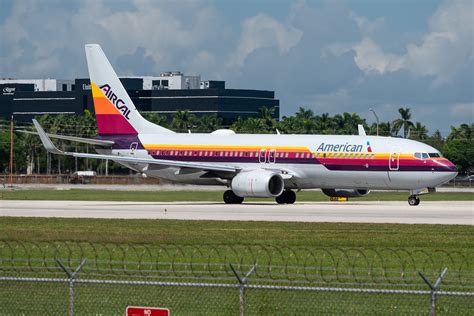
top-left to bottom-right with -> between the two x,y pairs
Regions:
0,241 -> 471,289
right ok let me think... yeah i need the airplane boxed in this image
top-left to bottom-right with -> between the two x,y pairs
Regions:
32,44 -> 458,206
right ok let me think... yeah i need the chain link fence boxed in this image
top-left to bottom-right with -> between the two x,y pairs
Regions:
1,241 -> 473,315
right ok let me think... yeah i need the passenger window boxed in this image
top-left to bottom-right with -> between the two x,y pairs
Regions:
296,153 -> 299,158
285,153 -> 289,158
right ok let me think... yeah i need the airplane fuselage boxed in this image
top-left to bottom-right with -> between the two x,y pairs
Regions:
97,133 -> 457,190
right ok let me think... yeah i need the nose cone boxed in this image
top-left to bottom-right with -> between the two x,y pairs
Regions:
444,159 -> 458,173
440,159 -> 458,183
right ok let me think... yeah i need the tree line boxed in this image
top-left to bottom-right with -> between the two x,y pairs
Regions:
0,107 -> 472,175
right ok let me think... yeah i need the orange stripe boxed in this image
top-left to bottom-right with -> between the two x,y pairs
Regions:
93,97 -> 119,115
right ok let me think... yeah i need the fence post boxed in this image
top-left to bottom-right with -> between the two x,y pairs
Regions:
419,267 -> 448,316
230,263 -> 257,316
56,259 -> 87,316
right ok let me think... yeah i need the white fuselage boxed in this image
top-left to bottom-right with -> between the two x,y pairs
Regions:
98,133 -> 457,191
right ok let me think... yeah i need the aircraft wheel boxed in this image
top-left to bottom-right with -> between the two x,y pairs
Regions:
408,196 -> 420,206
286,190 -> 296,204
276,190 -> 296,204
276,191 -> 287,204
224,190 -> 244,204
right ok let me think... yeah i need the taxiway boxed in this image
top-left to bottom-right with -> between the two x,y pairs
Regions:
0,200 -> 472,225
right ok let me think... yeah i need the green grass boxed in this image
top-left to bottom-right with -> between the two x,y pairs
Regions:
1,217 -> 473,314
1,217 -> 473,248
0,189 -> 472,201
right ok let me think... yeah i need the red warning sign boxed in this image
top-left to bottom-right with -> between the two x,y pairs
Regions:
126,306 -> 170,316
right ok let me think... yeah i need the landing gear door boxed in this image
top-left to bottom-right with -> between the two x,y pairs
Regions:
389,148 -> 400,171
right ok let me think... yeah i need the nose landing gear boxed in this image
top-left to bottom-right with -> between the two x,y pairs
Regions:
408,195 -> 420,206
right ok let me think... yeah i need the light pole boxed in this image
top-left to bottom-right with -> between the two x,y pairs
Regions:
9,115 -> 14,188
369,108 -> 379,136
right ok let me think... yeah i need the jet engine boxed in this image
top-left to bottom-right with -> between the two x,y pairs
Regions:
232,170 -> 284,198
321,188 -> 370,198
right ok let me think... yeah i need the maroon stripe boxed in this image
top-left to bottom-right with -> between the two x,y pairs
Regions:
97,114 -> 137,135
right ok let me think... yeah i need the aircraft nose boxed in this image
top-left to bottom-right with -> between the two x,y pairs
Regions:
443,159 -> 458,173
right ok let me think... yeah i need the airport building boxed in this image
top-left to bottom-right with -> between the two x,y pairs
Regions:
0,72 -> 279,124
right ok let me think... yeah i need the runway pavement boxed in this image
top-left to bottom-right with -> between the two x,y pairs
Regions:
0,200 -> 472,225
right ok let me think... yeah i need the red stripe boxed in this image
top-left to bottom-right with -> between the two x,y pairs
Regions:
96,114 -> 137,135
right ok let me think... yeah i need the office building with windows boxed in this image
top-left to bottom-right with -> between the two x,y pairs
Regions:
0,72 -> 279,125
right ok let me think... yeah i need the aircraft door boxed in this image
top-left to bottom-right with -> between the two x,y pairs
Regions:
389,148 -> 400,171
259,149 -> 267,164
268,149 -> 276,164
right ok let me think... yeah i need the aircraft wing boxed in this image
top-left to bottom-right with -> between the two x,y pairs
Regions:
33,119 -> 237,173
19,129 -> 114,147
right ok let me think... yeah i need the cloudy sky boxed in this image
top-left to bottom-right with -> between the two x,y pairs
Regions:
0,0 -> 472,135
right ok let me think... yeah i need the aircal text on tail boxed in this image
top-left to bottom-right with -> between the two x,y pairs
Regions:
99,84 -> 130,119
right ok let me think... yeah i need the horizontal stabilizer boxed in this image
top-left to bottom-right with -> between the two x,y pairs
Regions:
19,129 -> 114,146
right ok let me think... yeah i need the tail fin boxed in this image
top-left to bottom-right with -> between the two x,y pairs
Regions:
85,44 -> 173,135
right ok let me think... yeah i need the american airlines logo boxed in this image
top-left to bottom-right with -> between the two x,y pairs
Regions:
100,84 -> 131,120
2,87 -> 16,95
316,142 -> 364,152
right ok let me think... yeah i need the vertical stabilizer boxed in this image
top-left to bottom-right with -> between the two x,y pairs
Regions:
85,44 -> 173,135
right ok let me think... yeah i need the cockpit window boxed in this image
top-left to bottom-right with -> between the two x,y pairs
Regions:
414,152 -> 433,159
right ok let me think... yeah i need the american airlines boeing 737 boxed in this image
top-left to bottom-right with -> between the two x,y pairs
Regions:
33,44 -> 458,205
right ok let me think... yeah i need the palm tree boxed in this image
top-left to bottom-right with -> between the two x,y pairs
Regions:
392,107 -> 414,138
195,114 -> 223,132
410,122 -> 429,140
142,112 -> 168,128
295,107 -> 314,120
259,107 -> 277,130
378,121 -> 394,137
448,123 -> 472,141
171,110 -> 196,132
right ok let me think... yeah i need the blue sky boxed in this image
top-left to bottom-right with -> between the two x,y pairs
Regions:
0,0 -> 472,135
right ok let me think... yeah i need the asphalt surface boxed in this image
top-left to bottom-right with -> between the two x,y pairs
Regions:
1,200 -> 472,225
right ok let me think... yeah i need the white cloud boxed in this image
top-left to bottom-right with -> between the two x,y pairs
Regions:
353,38 -> 404,74
350,12 -> 385,36
230,13 -> 303,67
349,0 -> 473,85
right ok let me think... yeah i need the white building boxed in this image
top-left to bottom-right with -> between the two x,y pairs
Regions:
0,79 -> 75,92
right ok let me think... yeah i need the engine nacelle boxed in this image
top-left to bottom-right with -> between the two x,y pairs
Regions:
232,170 -> 284,198
321,188 -> 370,198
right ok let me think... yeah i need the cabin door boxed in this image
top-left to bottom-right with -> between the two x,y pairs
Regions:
389,148 -> 400,171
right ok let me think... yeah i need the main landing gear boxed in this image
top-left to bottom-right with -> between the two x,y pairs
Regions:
276,189 -> 296,204
408,195 -> 420,206
223,190 -> 244,204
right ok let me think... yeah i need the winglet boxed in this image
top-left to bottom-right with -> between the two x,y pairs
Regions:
358,124 -> 367,136
32,119 -> 64,155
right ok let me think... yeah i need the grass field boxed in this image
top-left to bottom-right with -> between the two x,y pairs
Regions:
1,189 -> 472,314
0,189 -> 472,201
1,217 -> 473,314
1,217 -> 473,248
